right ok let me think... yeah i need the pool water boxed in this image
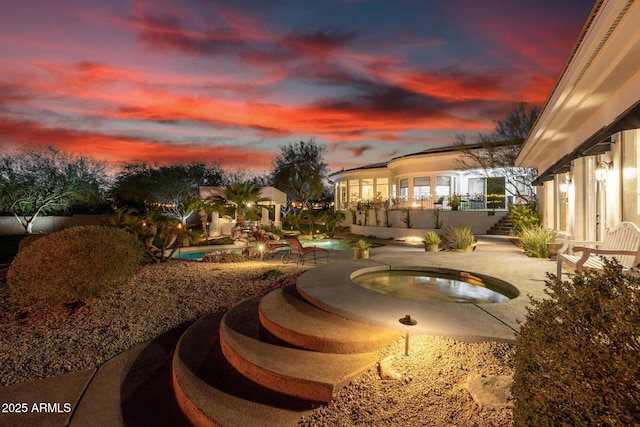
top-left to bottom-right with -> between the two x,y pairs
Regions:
352,270 -> 515,303
173,238 -> 353,259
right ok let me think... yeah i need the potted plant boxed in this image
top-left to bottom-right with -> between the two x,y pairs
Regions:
449,194 -> 461,211
422,231 -> 441,252
352,239 -> 372,259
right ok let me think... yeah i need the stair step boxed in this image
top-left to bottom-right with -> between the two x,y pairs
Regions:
172,312 -> 316,427
259,285 -> 400,354
220,297 -> 380,403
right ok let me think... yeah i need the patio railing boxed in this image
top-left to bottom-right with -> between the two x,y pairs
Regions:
340,194 -> 510,212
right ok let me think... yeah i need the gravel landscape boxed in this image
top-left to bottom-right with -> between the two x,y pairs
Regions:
0,260 -> 514,426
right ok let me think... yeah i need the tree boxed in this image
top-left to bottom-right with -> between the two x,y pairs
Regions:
455,103 -> 539,201
0,146 -> 108,233
270,138 -> 329,208
223,183 -> 265,227
321,209 -> 346,238
109,161 -> 225,224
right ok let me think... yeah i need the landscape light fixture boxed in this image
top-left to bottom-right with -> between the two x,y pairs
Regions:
399,314 -> 417,356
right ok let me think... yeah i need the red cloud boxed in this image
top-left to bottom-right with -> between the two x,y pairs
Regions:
0,117 -> 273,170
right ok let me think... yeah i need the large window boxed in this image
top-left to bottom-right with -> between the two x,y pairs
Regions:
361,178 -> 374,201
436,176 -> 451,196
622,130 -> 640,224
339,181 -> 347,210
487,177 -> 506,209
376,178 -> 389,200
413,177 -> 430,201
468,178 -> 485,196
400,178 -> 408,202
349,179 -> 359,206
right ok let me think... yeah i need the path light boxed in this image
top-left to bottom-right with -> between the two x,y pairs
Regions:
399,314 -> 417,356
258,243 -> 265,261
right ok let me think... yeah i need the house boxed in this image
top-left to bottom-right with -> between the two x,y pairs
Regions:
331,143 -> 528,212
516,0 -> 640,241
330,143 -> 528,236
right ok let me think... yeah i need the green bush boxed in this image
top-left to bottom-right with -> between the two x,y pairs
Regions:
8,226 -> 143,309
254,268 -> 285,280
512,260 -> 640,426
442,225 -> 475,250
508,203 -> 542,236
518,226 -> 557,258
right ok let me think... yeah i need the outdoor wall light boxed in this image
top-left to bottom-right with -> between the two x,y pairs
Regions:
399,314 -> 417,356
595,161 -> 612,181
559,177 -> 571,193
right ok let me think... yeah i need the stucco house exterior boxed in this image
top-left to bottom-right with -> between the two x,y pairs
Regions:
330,144 -> 530,236
332,144 -> 529,212
516,0 -> 640,241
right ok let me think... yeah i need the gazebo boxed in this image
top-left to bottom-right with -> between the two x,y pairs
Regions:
199,186 -> 287,237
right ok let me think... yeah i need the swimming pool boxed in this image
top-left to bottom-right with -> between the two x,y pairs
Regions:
172,238 -> 354,259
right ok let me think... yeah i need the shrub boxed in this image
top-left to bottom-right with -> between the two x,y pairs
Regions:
201,250 -> 245,263
254,269 -> 285,280
17,234 -> 46,252
518,226 -> 557,258
512,260 -> 640,426
422,231 -> 442,245
442,225 -> 475,250
8,226 -> 143,309
508,203 -> 542,236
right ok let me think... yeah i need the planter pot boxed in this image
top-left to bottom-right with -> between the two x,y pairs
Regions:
425,243 -> 440,252
353,248 -> 370,260
547,242 -> 563,260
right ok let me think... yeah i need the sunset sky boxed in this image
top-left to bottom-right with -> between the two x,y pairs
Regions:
0,0 -> 595,173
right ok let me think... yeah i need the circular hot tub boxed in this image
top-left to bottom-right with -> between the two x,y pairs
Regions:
351,268 -> 519,304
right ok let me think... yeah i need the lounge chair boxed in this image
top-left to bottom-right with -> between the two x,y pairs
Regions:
249,231 -> 289,259
281,235 -> 329,265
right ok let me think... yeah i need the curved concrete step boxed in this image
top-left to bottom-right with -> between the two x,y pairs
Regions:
172,312 -> 316,427
220,297 -> 380,403
259,285 -> 400,353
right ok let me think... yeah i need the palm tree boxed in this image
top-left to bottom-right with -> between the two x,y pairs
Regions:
223,183 -> 264,227
321,209 -> 346,238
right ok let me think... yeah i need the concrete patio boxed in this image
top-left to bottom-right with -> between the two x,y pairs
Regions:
0,235 -> 557,427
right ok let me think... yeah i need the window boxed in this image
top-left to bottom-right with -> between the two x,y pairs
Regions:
339,181 -> 347,210
468,178 -> 485,196
361,179 -> 374,201
622,130 -> 640,224
400,178 -> 408,202
487,177 -> 506,209
349,179 -> 359,205
413,177 -> 430,201
436,176 -> 451,196
376,178 -> 389,200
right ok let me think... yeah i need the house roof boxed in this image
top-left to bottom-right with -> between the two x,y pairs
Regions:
330,141 -> 506,177
517,0 -> 640,181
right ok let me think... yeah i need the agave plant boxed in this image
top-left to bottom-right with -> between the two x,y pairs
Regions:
352,239 -> 373,249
